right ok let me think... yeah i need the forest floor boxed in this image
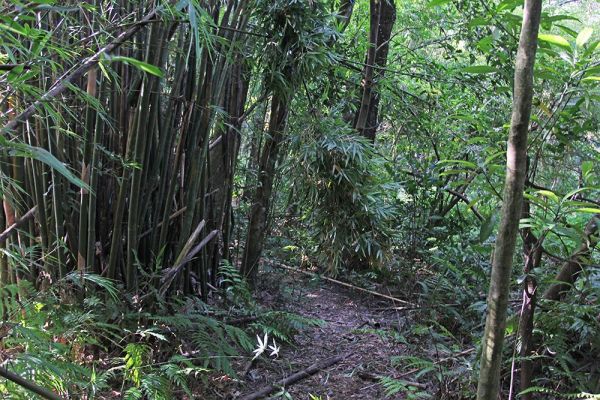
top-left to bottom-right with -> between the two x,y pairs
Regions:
205,263 -> 422,399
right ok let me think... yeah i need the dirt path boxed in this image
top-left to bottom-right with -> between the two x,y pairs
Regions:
235,268 -> 412,399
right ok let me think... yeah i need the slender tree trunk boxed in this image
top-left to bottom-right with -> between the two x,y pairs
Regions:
518,192 -> 542,399
476,0 -> 542,398
241,95 -> 288,286
208,59 -> 250,281
337,0 -> 355,33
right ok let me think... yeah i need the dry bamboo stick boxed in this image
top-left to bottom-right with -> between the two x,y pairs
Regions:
240,353 -> 348,400
0,206 -> 37,245
266,260 -> 415,306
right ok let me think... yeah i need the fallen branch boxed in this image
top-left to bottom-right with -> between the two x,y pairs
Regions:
372,303 -> 459,312
266,260 -> 414,307
0,206 -> 37,245
0,366 -> 62,400
240,354 -> 348,400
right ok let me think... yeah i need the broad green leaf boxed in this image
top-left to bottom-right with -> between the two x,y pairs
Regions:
468,17 -> 489,28
460,65 -> 498,74
538,33 -> 571,49
576,208 -> 600,214
536,189 -> 559,203
582,76 -> 600,82
427,0 -> 452,7
437,159 -> 477,169
543,14 -> 580,24
110,56 -> 163,77
562,186 -> 594,201
479,213 -> 497,243
556,24 -> 578,38
576,27 -> 593,47
497,0 -> 523,12
582,161 -> 593,179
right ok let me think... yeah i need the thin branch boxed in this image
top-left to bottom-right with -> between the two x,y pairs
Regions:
0,366 -> 62,400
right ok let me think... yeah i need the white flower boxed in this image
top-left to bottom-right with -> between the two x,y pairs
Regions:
252,332 -> 269,360
268,339 -> 280,358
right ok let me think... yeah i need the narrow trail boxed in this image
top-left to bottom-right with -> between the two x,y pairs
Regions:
237,268 -> 413,399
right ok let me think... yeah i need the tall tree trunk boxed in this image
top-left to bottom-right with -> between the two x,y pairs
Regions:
476,0 -> 542,398
241,96 -> 288,286
518,191 -> 542,399
363,0 -> 395,141
354,0 -> 381,137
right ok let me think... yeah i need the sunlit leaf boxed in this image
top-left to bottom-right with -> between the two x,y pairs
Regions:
460,65 -> 498,74
427,0 -> 452,7
582,76 -> 600,82
109,56 -> 163,77
576,27 -> 593,47
538,33 -> 571,49
576,208 -> 600,214
536,190 -> 559,203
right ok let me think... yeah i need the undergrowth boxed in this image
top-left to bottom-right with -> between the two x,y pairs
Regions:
0,263 -> 322,398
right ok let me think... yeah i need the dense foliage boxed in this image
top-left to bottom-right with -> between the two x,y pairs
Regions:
0,0 -> 599,398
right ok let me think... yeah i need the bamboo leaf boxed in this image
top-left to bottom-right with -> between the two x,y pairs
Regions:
535,189 -> 559,203
576,208 -> 600,214
582,76 -> 600,82
1,138 -> 89,190
110,56 -> 163,77
479,213 -> 497,243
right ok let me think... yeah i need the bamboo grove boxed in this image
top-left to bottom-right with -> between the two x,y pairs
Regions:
0,0 -> 306,296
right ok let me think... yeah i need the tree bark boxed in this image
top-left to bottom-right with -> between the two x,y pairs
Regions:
518,193 -> 542,399
241,95 -> 288,286
363,0 -> 396,141
355,0 -> 381,139
476,0 -> 542,398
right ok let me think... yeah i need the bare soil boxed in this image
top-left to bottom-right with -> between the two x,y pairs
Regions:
211,266 -> 418,400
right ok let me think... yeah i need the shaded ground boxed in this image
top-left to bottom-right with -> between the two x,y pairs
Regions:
221,266 -> 417,399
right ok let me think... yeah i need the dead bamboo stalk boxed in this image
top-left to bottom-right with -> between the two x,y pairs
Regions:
240,353 -> 349,400
160,229 -> 219,295
0,206 -> 37,245
266,260 -> 415,306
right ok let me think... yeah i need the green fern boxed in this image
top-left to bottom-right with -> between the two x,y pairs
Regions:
251,311 -> 325,343
379,376 -> 431,399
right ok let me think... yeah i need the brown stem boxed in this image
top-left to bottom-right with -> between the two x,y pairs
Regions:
239,354 -> 348,400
